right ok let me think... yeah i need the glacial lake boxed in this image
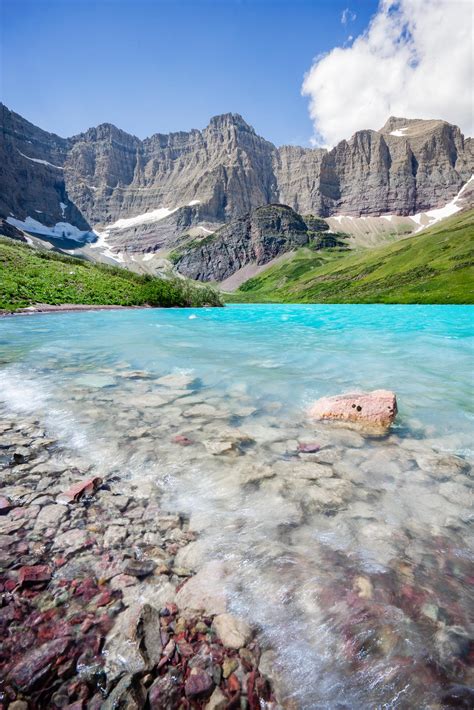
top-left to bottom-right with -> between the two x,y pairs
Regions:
0,304 -> 473,707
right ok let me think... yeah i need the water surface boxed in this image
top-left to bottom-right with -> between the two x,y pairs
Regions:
1,304 -> 473,707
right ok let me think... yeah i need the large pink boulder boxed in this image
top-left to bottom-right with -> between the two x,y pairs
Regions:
308,390 -> 397,434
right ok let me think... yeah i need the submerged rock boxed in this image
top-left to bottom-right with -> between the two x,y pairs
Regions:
308,389 -> 398,434
57,476 -> 102,504
212,613 -> 252,649
123,559 -> 157,578
148,669 -> 183,709
185,668 -> 215,699
9,637 -> 70,691
175,560 -> 227,615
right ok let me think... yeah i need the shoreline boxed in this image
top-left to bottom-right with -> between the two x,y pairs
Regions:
0,304 -> 154,317
0,302 -> 224,317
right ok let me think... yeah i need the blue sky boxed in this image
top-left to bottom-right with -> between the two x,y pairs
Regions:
0,0 -> 379,145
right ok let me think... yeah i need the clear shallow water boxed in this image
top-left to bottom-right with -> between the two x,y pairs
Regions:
0,304 -> 473,707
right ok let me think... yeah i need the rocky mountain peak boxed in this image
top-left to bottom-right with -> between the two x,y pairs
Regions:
75,122 -> 139,146
379,115 -> 449,136
207,112 -> 255,133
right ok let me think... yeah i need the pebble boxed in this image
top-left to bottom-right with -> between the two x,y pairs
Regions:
185,668 -> 215,699
124,559 -> 157,577
205,686 -> 228,710
212,613 -> 252,649
34,503 -> 68,529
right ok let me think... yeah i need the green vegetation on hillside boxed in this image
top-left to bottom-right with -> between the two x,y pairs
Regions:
0,238 -> 222,311
226,210 -> 474,304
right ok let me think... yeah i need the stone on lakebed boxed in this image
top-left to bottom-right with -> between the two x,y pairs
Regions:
56,476 -> 102,504
212,613 -> 252,649
308,389 -> 397,434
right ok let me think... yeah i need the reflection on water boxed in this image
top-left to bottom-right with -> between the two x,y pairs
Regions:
0,305 -> 473,707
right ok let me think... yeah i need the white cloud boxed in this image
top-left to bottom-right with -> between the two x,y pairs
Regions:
341,8 -> 356,25
303,0 -> 474,147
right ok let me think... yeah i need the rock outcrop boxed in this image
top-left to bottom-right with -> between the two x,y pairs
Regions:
173,204 -> 321,282
1,103 -> 472,254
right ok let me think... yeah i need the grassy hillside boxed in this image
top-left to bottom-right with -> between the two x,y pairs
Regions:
0,238 -> 222,311
227,210 -> 474,304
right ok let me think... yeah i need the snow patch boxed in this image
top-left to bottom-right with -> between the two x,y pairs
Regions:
104,207 -> 179,232
60,202 -> 67,218
100,199 -> 202,234
6,216 -> 96,243
18,150 -> 63,170
142,253 -> 156,262
389,127 -> 409,137
413,175 -> 473,233
89,229 -> 125,263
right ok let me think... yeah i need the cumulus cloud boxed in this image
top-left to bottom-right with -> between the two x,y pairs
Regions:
341,8 -> 356,25
302,0 -> 473,147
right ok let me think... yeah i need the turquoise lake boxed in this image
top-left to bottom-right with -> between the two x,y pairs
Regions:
0,304 -> 473,707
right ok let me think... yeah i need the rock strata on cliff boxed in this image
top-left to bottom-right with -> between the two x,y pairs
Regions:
1,103 -> 472,255
173,205 -> 334,282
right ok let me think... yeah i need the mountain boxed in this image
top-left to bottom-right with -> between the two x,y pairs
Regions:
172,205 -> 343,282
226,210 -> 474,304
1,104 -> 472,262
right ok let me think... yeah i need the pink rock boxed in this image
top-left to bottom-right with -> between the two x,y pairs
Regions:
297,442 -> 321,453
56,477 -> 102,504
308,390 -> 398,433
18,565 -> 52,586
172,435 -> 194,446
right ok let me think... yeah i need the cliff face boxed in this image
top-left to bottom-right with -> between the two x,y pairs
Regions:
0,104 -> 88,229
174,205 -> 316,282
276,118 -> 473,217
64,113 -> 277,227
1,104 -> 472,252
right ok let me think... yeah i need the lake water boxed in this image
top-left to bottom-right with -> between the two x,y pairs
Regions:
1,304 -> 473,707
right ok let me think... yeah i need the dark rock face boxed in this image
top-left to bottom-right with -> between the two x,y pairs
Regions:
1,104 -> 472,251
175,204 -> 313,281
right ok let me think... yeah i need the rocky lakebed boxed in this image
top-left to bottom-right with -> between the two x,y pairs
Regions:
0,305 -> 472,709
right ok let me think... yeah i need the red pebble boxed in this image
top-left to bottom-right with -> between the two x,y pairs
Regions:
80,619 -> 94,634
94,590 -> 112,607
18,565 -> 52,586
57,477 -> 102,504
297,442 -> 321,453
5,579 -> 16,592
172,434 -> 194,446
227,673 -> 240,693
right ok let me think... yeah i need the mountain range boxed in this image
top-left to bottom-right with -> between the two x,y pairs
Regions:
1,103 -> 472,287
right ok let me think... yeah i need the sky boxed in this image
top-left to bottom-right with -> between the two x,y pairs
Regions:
1,0 -> 472,147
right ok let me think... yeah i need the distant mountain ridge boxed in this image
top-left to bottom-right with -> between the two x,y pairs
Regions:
1,103 -> 472,255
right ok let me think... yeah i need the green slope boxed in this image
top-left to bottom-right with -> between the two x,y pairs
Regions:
227,210 -> 474,304
0,238 -> 222,311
